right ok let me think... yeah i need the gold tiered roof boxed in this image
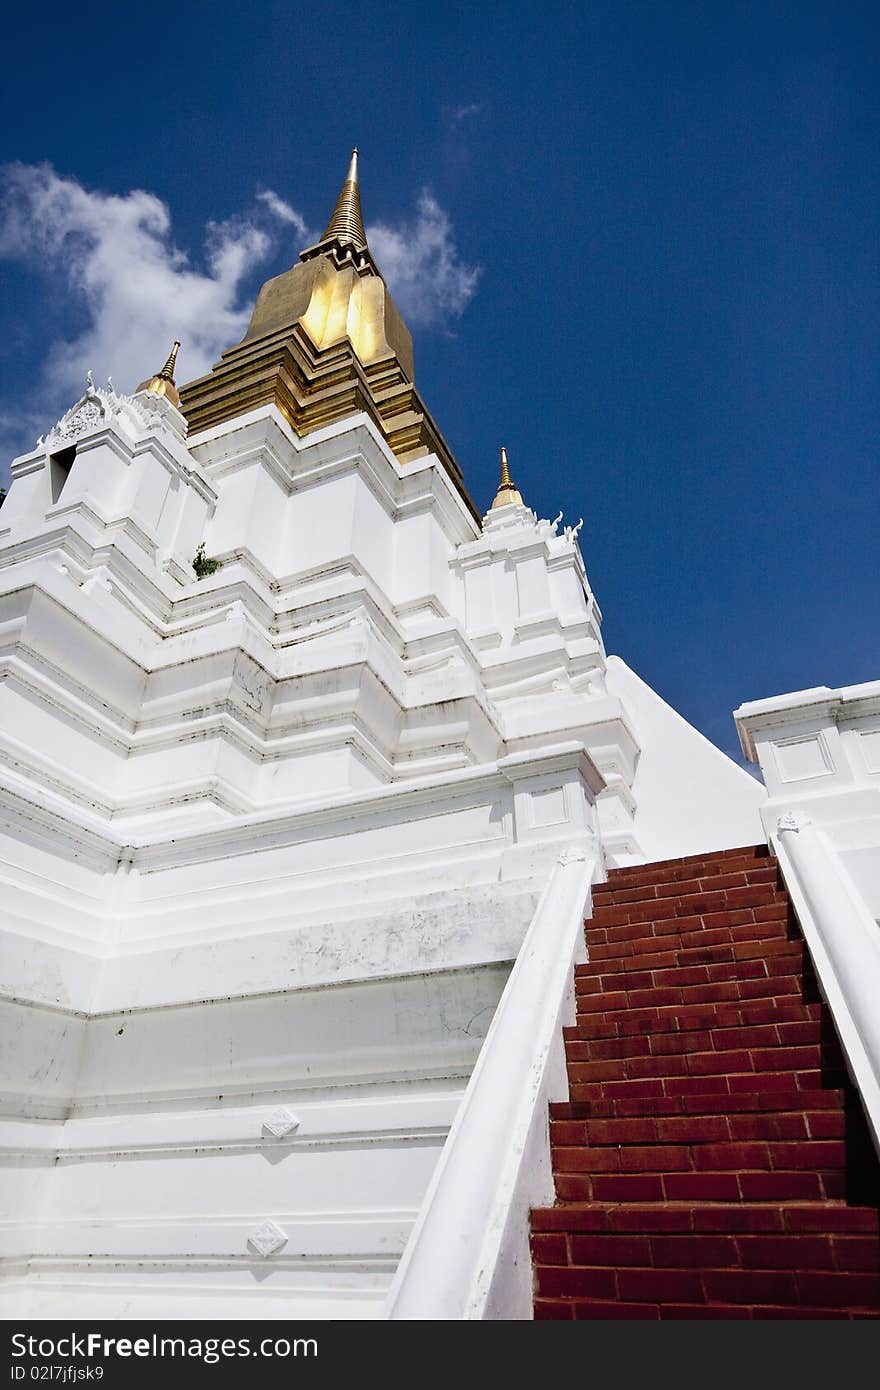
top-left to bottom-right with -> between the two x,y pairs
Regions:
180,151 -> 476,518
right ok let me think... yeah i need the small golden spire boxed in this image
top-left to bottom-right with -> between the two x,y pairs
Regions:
157,341 -> 180,382
490,445 -> 524,509
137,340 -> 181,408
320,148 -> 368,252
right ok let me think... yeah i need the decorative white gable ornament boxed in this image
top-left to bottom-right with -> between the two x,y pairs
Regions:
45,376 -> 108,447
45,371 -> 181,453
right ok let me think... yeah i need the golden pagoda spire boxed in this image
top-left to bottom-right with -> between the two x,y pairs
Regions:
490,446 -> 524,509
137,340 -> 181,407
320,148 -> 368,252
179,151 -> 481,524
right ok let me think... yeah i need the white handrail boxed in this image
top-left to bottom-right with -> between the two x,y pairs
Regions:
385,843 -> 595,1320
774,814 -> 880,1153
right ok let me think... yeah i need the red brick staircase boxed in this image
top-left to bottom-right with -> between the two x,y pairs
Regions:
531,844 -> 880,1318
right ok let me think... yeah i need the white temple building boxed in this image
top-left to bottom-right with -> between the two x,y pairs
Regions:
1,153 -> 877,1321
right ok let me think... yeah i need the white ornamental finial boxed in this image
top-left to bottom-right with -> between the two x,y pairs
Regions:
86,369 -> 96,392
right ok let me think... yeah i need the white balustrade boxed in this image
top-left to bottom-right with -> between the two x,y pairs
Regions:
385,843 -> 596,1320
774,814 -> 880,1153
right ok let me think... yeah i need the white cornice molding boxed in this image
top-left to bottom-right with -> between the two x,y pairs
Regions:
0,736 -> 602,881
187,406 -> 478,545
129,740 -> 600,870
735,681 -> 880,762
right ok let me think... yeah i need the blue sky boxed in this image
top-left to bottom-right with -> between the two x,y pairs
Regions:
1,1 -> 877,763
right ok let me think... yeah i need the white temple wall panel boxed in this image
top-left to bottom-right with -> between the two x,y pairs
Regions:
548,557 -> 592,622
0,457 -> 51,537
513,549 -> 553,622
0,967 -> 494,1319
391,503 -> 457,613
202,458 -> 289,575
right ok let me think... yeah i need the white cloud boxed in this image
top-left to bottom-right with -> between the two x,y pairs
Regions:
368,190 -> 480,327
0,164 -> 479,465
0,162 -> 302,406
255,188 -> 313,241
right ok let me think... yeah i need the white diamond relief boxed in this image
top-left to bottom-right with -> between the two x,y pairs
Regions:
262,1107 -> 301,1139
247,1220 -> 288,1258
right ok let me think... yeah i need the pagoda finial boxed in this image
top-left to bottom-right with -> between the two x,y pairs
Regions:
490,445 -> 524,509
136,339 -> 181,408
158,340 -> 180,382
320,148 -> 368,252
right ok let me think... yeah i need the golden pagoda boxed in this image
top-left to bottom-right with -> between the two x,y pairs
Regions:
180,151 -> 475,516
137,341 -> 181,408
490,446 -> 524,509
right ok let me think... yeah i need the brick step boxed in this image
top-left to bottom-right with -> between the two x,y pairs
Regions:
554,1169 -> 850,1203
532,1201 -> 880,1235
584,917 -> 794,967
569,1071 -> 848,1108
581,928 -> 799,976
534,1299 -> 872,1319
552,1086 -> 846,1122
589,902 -> 793,950
595,847 -> 773,895
594,855 -> 779,891
576,967 -> 819,1014
552,1137 -> 847,1177
591,878 -> 785,919
565,1041 -> 842,1086
592,864 -> 780,910
574,997 -> 823,1041
564,1018 -> 829,1059
551,1109 -> 844,1146
575,945 -> 805,998
589,887 -> 789,932
531,1227 -> 880,1272
532,1262 -> 880,1313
